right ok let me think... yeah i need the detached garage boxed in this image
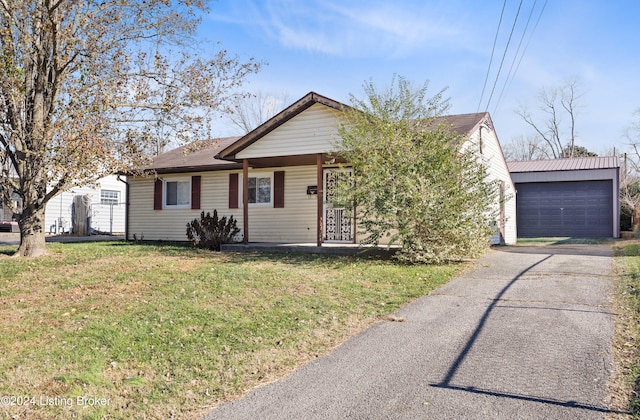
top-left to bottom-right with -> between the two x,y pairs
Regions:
508,157 -> 620,238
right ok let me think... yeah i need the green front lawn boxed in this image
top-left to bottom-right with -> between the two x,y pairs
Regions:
613,242 -> 640,417
0,242 -> 460,419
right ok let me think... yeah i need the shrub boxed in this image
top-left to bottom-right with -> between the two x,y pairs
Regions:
186,210 -> 240,251
335,76 -> 497,264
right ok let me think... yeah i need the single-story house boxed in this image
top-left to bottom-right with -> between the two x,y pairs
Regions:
507,157 -> 620,238
126,92 -> 517,246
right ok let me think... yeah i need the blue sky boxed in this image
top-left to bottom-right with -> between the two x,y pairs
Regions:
200,0 -> 640,155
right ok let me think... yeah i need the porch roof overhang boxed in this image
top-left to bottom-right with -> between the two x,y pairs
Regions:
147,162 -> 243,175
222,153 -> 348,169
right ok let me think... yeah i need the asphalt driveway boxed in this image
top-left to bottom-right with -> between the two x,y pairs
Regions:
204,244 -> 618,419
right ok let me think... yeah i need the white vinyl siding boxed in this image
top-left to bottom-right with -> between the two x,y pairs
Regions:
465,125 -> 517,245
247,166 -> 316,243
128,171 -> 241,242
127,167 -> 317,243
44,175 -> 126,234
236,103 -> 342,159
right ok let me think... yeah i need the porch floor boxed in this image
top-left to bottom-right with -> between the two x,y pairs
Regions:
221,242 -> 399,257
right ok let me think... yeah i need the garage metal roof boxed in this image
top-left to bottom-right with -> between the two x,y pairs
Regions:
507,156 -> 619,173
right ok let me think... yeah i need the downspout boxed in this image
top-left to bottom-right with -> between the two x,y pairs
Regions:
116,175 -> 129,241
615,164 -> 621,238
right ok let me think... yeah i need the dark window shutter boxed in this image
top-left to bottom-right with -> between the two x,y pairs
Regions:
154,179 -> 163,210
191,176 -> 201,210
274,171 -> 285,208
229,173 -> 239,209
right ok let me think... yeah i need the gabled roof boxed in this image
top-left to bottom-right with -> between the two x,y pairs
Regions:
435,112 -> 492,137
145,93 -> 500,174
217,92 -> 492,161
217,92 -> 348,160
507,156 -> 620,173
147,136 -> 242,174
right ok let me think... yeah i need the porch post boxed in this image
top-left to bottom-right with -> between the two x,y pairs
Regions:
243,159 -> 249,244
316,153 -> 323,247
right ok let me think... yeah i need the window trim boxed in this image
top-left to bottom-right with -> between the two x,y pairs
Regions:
241,173 -> 273,207
163,177 -> 192,209
100,189 -> 120,206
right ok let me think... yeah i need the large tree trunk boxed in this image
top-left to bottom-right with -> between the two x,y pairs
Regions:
633,207 -> 640,237
14,206 -> 47,257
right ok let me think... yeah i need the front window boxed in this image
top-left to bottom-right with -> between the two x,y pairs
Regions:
248,176 -> 271,204
164,179 -> 190,208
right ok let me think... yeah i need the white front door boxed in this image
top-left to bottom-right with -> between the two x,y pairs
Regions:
323,168 -> 354,242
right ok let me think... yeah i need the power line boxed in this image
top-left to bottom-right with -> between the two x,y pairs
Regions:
493,0 -> 548,115
477,0 -> 508,113
483,0 -> 524,113
493,0 -> 539,114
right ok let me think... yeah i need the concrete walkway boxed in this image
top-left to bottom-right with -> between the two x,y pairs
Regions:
204,244 -> 619,419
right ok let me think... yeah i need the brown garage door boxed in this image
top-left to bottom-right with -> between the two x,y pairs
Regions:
516,180 -> 613,237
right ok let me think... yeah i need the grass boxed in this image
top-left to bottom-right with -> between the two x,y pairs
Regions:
516,237 -> 615,245
0,241 -> 461,419
612,242 -> 640,417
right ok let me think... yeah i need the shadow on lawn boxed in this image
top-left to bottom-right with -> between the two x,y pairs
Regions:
0,248 -> 15,256
105,240 -> 394,267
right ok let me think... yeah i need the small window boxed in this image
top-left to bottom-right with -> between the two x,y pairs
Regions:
100,190 -> 119,206
248,176 -> 271,205
164,179 -> 191,208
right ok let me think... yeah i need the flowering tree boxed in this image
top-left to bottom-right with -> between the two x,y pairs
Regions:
0,0 -> 261,256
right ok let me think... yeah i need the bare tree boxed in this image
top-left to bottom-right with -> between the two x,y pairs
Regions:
227,91 -> 290,134
516,80 -> 584,159
620,173 -> 640,232
502,135 -> 551,161
623,109 -> 640,231
0,0 -> 262,257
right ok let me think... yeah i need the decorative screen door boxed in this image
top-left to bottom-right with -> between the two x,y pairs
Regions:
324,168 -> 354,242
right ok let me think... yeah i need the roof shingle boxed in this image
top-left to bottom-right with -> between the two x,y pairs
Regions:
147,136 -> 241,173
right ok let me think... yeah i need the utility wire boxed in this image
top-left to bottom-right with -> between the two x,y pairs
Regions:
477,0 -> 508,113
483,0 -> 524,113
500,0 -> 548,109
493,0 -> 539,115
